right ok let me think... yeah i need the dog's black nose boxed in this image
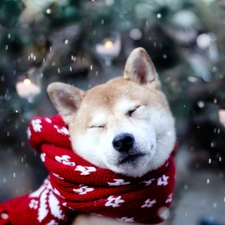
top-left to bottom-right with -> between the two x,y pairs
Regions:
112,133 -> 134,152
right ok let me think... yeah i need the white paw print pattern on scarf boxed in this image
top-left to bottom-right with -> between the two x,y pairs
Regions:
108,179 -> 130,186
55,155 -> 76,166
141,199 -> 157,208
117,217 -> 134,222
32,119 -> 42,132
157,175 -> 169,186
54,125 -> 69,136
73,185 -> 94,195
75,165 -> 96,175
105,196 -> 124,208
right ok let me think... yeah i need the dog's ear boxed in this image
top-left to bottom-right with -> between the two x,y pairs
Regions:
47,82 -> 85,124
123,47 -> 161,88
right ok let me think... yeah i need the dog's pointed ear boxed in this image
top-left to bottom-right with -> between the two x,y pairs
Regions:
123,47 -> 160,88
47,82 -> 85,124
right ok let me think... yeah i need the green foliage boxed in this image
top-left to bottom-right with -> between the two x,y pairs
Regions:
0,0 -> 24,27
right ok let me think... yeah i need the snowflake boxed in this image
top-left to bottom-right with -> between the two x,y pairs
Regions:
55,155 -> 75,166
108,179 -> 130,186
117,217 -> 134,222
32,119 -> 42,132
73,185 -> 94,195
105,196 -> 124,208
141,199 -> 156,208
75,165 -> 96,175
157,175 -> 169,186
27,128 -> 31,139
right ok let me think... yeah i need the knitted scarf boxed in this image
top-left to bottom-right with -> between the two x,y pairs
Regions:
0,115 -> 176,225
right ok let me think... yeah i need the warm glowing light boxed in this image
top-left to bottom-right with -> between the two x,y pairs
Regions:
95,33 -> 121,65
16,79 -> 41,101
24,79 -> 32,85
218,109 -> 225,125
46,8 -> 51,14
104,40 -> 113,48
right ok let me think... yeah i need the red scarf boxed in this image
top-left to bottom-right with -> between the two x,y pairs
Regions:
0,115 -> 176,225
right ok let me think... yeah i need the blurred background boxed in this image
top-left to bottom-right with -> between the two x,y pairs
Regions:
0,0 -> 225,224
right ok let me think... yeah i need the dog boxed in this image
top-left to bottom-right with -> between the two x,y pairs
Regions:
46,47 -> 176,225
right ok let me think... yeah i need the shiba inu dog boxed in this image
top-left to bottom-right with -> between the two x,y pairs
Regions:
47,47 -> 176,225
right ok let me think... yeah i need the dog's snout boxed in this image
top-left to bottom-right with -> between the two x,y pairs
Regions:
112,133 -> 134,152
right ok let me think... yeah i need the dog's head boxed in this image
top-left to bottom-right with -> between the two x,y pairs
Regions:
47,48 -> 175,177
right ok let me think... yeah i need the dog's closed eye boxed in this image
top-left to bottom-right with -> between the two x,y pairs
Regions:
127,105 -> 141,117
88,113 -> 107,129
89,125 -> 106,129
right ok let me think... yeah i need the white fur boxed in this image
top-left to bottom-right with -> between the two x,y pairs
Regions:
71,98 -> 175,178
88,113 -> 107,128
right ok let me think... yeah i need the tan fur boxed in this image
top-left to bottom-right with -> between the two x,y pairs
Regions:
70,77 -> 169,133
47,48 -> 176,225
